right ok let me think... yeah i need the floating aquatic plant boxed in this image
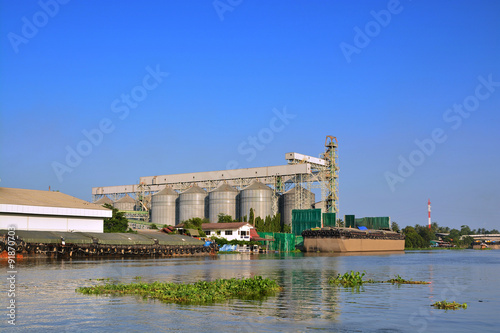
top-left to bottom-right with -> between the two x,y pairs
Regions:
328,271 -> 367,287
431,300 -> 467,310
328,271 -> 431,287
387,274 -> 431,285
77,276 -> 281,305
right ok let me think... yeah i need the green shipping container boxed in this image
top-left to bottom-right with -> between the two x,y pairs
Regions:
354,216 -> 390,230
322,213 -> 336,227
344,215 -> 355,228
292,209 -> 322,236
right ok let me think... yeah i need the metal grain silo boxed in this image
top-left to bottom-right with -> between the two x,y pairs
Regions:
240,181 -> 273,220
280,186 -> 315,226
113,194 -> 135,211
208,183 -> 238,222
178,185 -> 207,223
151,186 -> 178,226
94,195 -> 113,206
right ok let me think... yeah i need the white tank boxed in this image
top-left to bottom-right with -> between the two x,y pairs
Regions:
280,186 -> 315,226
208,183 -> 238,222
151,186 -> 178,226
240,181 -> 273,220
178,185 -> 207,224
94,195 -> 113,206
113,194 -> 135,211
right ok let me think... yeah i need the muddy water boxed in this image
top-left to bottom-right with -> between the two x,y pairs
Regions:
1,250 -> 498,332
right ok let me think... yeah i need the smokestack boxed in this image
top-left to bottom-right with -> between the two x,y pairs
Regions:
428,199 -> 431,229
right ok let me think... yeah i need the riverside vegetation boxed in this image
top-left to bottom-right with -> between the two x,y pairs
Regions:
328,271 -> 431,287
394,221 -> 499,249
431,300 -> 468,310
77,276 -> 282,304
328,271 -> 449,310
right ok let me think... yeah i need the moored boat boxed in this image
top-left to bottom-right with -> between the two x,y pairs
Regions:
302,227 -> 405,253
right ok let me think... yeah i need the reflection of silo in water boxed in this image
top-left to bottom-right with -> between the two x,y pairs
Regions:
151,186 -> 178,226
94,195 -> 113,206
113,194 -> 135,211
178,185 -> 207,223
280,186 -> 315,226
240,181 -> 273,220
208,183 -> 238,223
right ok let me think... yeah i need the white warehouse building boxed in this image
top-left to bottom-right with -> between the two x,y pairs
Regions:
0,187 -> 111,233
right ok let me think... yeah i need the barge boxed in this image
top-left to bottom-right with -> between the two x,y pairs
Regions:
302,227 -> 405,253
0,230 -> 218,258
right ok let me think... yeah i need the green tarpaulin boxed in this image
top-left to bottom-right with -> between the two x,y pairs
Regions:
257,232 -> 303,252
354,217 -> 390,230
344,215 -> 355,228
322,213 -> 336,227
291,209 -> 322,236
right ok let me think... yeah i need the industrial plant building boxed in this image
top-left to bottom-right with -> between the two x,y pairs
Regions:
92,137 -> 340,227
0,187 -> 111,233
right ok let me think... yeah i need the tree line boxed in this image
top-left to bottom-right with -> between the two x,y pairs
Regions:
391,221 -> 499,249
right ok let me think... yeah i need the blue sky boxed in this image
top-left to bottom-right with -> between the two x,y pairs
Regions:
1,0 -> 499,230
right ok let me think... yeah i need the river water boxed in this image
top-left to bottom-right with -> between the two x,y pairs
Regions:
1,250 -> 499,332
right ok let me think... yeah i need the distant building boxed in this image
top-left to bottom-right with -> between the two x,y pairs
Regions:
176,222 -> 254,242
0,187 -> 111,233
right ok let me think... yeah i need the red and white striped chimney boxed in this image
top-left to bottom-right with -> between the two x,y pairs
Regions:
428,199 -> 431,229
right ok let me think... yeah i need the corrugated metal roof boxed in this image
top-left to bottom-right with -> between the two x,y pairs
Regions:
181,185 -> 206,194
154,186 -> 178,196
285,185 -> 312,194
94,196 -> 113,205
115,194 -> 135,203
0,187 -> 109,211
243,181 -> 272,191
211,183 -> 238,193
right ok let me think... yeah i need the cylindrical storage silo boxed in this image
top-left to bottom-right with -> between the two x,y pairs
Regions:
151,186 -> 178,226
113,194 -> 135,211
178,185 -> 207,224
240,181 -> 273,221
94,195 -> 113,206
280,186 -> 315,226
208,183 -> 238,222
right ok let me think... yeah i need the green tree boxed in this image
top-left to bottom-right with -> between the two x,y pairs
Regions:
282,224 -> 291,233
264,215 -> 272,232
217,213 -> 233,223
403,226 -> 415,234
460,225 -> 472,236
402,226 -> 426,248
254,217 -> 264,232
391,221 -> 400,233
444,229 -> 461,245
418,227 -> 435,246
249,208 -> 255,225
181,217 -> 208,237
102,203 -> 129,233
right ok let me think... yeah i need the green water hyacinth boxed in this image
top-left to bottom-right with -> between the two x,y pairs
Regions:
328,271 -> 431,287
387,274 -> 431,284
431,300 -> 467,310
329,271 -> 367,287
77,276 -> 282,304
